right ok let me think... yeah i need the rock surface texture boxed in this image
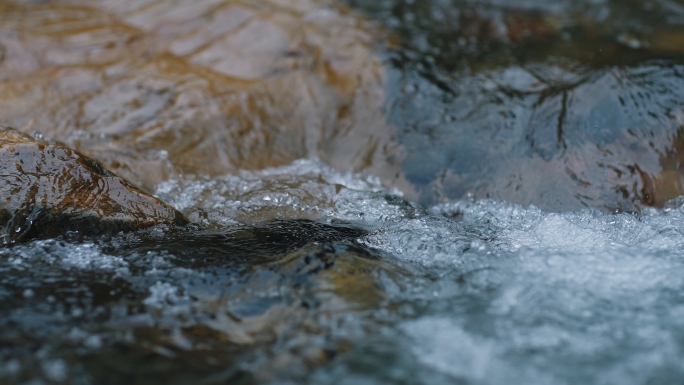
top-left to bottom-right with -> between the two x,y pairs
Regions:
0,0 -> 410,195
0,128 -> 187,245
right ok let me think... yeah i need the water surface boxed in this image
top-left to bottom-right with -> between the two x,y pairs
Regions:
3,0 -> 684,384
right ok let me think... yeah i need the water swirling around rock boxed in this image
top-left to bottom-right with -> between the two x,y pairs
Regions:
2,0 -> 684,384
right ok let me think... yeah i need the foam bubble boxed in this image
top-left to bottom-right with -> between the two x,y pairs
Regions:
357,199 -> 684,383
155,159 -> 407,227
0,240 -> 129,274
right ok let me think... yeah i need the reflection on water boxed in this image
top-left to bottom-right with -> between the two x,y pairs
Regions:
349,0 -> 684,211
3,0 -> 684,384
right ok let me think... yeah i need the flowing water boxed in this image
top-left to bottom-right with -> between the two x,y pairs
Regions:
3,0 -> 684,384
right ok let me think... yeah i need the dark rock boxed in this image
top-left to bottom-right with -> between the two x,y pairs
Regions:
0,127 -> 188,245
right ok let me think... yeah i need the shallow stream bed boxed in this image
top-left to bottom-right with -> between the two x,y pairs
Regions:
3,0 -> 684,384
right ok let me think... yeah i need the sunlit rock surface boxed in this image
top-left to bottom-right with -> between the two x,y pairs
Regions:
0,128 -> 187,245
0,0 -> 411,194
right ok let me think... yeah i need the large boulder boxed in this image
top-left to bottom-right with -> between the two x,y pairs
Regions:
0,0 -> 411,195
0,128 -> 187,245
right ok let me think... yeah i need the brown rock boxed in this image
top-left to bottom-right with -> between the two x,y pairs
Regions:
0,0 -> 412,196
0,127 -> 187,245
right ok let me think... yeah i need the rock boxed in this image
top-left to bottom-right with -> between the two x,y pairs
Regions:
0,0 -> 412,196
3,0 -> 683,213
0,127 -> 188,245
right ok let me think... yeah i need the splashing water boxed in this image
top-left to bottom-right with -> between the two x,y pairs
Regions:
3,159 -> 684,384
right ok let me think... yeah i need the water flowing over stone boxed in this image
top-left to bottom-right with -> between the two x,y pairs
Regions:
3,0 -> 684,384
3,160 -> 684,383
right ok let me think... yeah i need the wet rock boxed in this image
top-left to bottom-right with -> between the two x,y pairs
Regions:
0,128 -> 188,245
0,0 -> 412,196
2,0 -> 683,214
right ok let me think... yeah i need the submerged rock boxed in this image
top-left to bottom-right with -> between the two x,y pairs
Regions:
0,0 -> 412,196
0,128 -> 187,245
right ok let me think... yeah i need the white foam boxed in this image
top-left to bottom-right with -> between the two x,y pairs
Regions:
143,281 -> 191,315
5,158 -> 684,384
42,359 -> 67,382
0,240 -> 129,275
155,158 -> 406,227
367,199 -> 684,383
401,318 -> 496,381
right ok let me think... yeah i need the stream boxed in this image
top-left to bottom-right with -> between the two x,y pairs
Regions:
2,0 -> 684,384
